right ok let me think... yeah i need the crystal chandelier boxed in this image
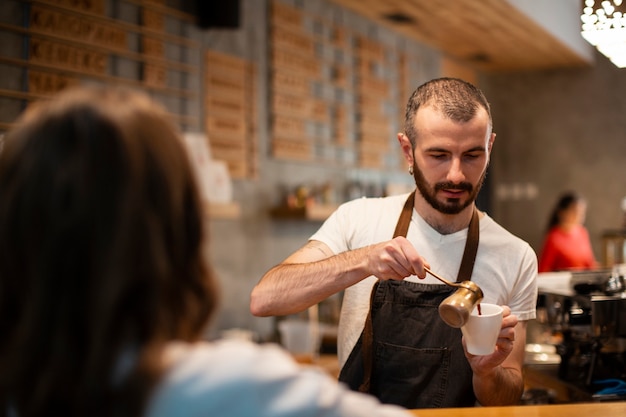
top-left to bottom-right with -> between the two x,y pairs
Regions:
581,0 -> 626,68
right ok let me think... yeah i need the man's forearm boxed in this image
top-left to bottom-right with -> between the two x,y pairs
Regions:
473,364 -> 524,406
250,248 -> 370,317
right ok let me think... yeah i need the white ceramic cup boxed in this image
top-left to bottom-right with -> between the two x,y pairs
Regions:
461,303 -> 504,356
278,319 -> 320,363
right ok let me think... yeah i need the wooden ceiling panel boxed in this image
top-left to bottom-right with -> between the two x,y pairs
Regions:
330,0 -> 590,72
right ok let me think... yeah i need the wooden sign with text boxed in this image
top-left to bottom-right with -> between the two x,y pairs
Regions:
205,50 -> 256,179
30,5 -> 127,51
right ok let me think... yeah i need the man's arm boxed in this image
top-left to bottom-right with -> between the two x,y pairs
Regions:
250,237 -> 428,317
468,311 -> 527,405
250,240 -> 367,316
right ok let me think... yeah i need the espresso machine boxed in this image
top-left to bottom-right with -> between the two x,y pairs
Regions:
535,269 -> 626,401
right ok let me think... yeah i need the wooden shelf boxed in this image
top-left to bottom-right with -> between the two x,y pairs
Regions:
269,204 -> 338,221
205,202 -> 241,219
601,229 -> 626,266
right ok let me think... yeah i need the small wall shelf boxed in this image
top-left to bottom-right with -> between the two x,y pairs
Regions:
269,204 -> 338,221
206,202 -> 241,219
601,229 -> 626,267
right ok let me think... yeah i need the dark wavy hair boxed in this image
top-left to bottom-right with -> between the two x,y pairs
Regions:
404,77 -> 493,146
546,191 -> 584,231
0,86 -> 218,417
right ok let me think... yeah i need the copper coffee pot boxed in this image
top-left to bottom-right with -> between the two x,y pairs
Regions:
424,267 -> 484,328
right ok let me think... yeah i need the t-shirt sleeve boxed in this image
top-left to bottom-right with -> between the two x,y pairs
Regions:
310,198 -> 362,255
510,244 -> 538,321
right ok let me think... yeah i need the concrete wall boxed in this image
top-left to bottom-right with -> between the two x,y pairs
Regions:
4,0 -> 626,343
195,17 -> 626,339
482,50 -> 626,264
178,4 -> 626,341
204,0 -> 440,341
0,0 -> 439,341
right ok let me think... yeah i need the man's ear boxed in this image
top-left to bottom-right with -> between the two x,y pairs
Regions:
488,132 -> 496,153
397,132 -> 413,165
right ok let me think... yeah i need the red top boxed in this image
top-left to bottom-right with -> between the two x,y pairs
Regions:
538,225 -> 598,272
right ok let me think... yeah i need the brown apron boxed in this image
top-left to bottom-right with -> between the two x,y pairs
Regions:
338,191 -> 480,408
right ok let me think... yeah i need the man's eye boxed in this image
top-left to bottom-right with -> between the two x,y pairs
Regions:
430,154 -> 447,160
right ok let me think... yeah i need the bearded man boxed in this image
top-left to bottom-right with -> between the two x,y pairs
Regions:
251,77 -> 538,409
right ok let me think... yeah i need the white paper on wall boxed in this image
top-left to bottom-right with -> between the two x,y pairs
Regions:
182,132 -> 232,204
205,159 -> 233,204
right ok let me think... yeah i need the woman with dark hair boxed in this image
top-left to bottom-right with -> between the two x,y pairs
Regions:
0,86 -> 410,417
538,192 -> 598,272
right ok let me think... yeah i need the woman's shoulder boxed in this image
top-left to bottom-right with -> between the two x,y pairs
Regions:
146,340 -> 300,416
146,340 -> 411,417
162,339 -> 300,383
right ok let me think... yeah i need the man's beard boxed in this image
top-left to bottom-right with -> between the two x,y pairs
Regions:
412,161 -> 487,215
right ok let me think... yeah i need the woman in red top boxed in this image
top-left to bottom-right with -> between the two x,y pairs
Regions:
538,192 -> 598,272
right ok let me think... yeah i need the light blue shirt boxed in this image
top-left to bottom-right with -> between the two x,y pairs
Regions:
145,339 -> 411,417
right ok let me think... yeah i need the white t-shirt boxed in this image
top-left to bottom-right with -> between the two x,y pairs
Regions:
145,339 -> 412,417
310,193 -> 538,367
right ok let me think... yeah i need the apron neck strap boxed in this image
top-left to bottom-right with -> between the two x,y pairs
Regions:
458,209 -> 479,282
393,191 -> 415,239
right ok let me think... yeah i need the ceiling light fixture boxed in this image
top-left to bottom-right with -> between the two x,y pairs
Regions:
581,0 -> 626,68
382,12 -> 416,25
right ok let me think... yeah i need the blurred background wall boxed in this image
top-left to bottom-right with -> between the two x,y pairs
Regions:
1,0 -> 625,343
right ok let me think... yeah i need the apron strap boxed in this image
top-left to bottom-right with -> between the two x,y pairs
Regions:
358,280 -> 379,393
457,208 -> 480,282
392,191 -> 415,238
358,191 -> 480,393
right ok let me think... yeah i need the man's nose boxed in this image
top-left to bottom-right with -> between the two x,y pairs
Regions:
446,158 -> 465,183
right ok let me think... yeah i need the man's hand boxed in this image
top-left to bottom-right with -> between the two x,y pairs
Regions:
365,236 -> 429,281
463,305 -> 526,405
464,305 -> 518,374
